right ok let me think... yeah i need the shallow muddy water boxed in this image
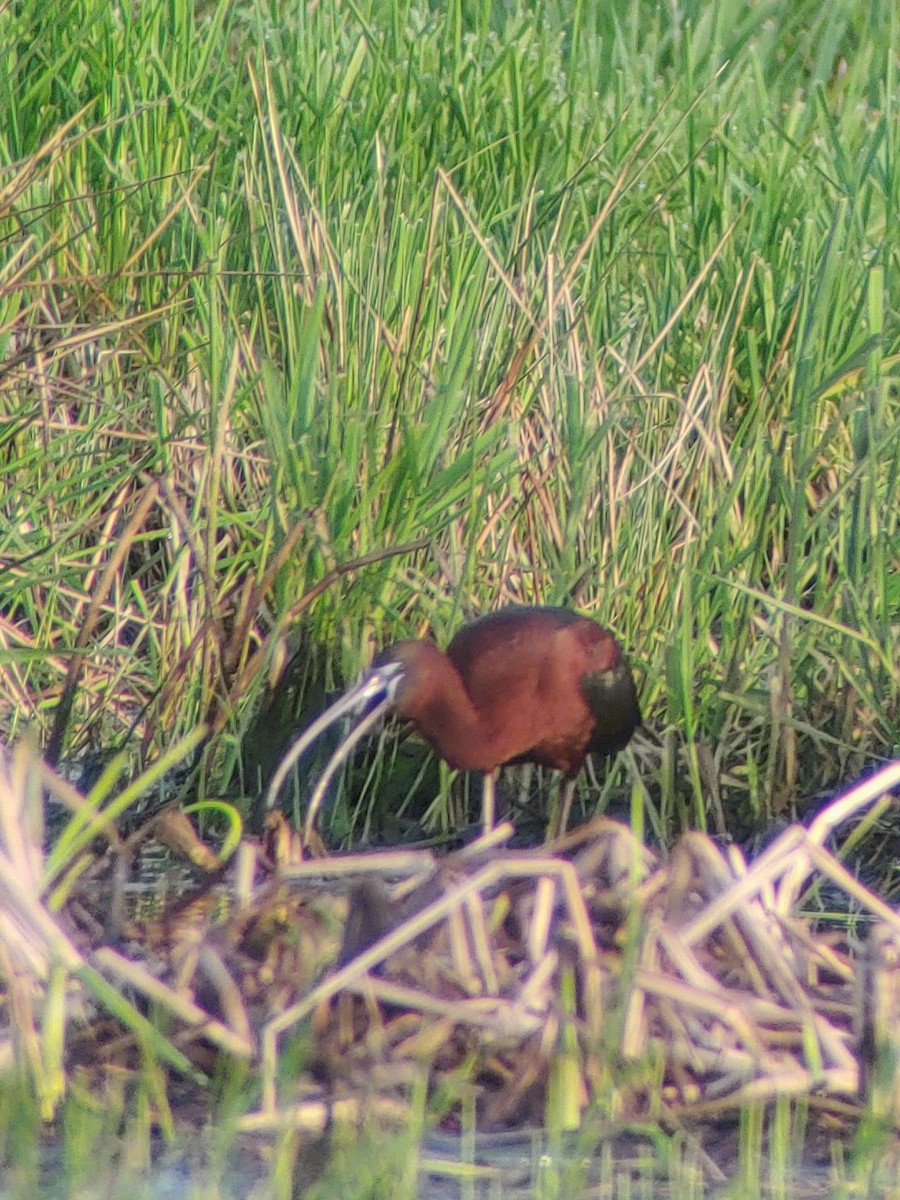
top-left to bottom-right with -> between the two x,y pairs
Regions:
9,1125 -> 900,1200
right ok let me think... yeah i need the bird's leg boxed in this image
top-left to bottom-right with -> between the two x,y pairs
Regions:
547,777 -> 577,841
558,777 -> 576,836
481,770 -> 497,833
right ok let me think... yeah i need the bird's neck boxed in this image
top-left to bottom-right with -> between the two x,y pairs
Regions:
401,658 -> 501,773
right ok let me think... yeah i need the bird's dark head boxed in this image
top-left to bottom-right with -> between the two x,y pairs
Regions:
371,640 -> 444,718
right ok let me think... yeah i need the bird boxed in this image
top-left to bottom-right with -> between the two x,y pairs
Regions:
265,606 -> 640,840
384,606 -> 640,833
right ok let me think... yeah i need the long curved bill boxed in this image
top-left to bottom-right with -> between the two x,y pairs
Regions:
302,695 -> 392,842
264,661 -> 405,837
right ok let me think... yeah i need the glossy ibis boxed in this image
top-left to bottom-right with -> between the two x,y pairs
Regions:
266,605 -> 640,839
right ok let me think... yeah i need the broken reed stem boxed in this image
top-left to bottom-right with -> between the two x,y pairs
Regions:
92,948 -> 254,1059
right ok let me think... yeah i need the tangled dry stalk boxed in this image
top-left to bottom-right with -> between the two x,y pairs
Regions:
0,743 -> 899,1141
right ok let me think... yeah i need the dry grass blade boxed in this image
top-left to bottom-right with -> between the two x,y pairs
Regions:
776,762 -> 900,912
45,480 -> 161,765
236,1095 -> 414,1135
91,947 -> 254,1059
278,848 -> 437,881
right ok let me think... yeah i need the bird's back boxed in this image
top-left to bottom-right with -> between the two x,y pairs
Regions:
445,606 -> 637,773
446,606 -> 583,700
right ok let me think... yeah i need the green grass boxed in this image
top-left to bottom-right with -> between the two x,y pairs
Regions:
1,0 -> 897,839
2,1071 -> 900,1199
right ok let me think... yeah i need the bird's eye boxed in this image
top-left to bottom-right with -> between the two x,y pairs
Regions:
375,660 -> 406,703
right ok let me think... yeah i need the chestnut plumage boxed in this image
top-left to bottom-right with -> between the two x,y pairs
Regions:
267,605 -> 640,838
